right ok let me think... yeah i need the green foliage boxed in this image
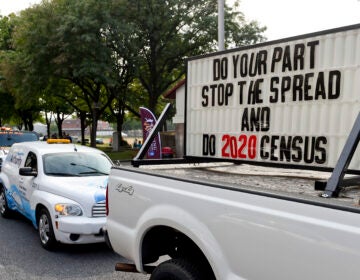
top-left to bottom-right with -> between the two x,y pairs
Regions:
107,0 -> 266,113
0,14 -> 42,128
12,0 -> 118,144
122,118 -> 142,131
0,0 -> 266,135
101,148 -> 139,161
0,15 -> 16,51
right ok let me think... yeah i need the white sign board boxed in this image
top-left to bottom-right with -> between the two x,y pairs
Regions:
185,24 -> 360,171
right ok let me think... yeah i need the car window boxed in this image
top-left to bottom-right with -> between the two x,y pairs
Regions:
6,146 -> 25,167
43,152 -> 112,177
24,152 -> 38,171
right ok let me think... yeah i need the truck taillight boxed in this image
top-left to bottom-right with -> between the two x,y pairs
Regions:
106,184 -> 109,216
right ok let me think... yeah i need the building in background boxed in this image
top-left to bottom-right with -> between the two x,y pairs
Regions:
34,120 -> 113,139
164,79 -> 185,158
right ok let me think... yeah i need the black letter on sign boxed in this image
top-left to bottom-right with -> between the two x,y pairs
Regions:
241,108 -> 250,131
282,46 -> 292,72
271,47 -> 282,72
261,107 -> 270,132
202,86 -> 209,107
269,77 -> 279,103
213,58 -> 228,81
315,72 -> 326,100
203,134 -> 216,156
233,55 -> 239,78
270,135 -> 279,161
307,40 -> 319,69
213,59 -> 220,81
279,136 -> 292,162
315,137 -> 327,164
293,44 -> 305,70
303,137 -> 315,164
328,70 -> 341,99
260,135 -> 270,159
292,136 -> 303,163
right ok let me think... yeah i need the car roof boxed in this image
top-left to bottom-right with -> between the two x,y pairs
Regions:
11,141 -> 104,156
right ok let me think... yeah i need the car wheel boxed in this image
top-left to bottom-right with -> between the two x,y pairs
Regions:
38,208 -> 58,250
150,258 -> 206,280
0,186 -> 12,218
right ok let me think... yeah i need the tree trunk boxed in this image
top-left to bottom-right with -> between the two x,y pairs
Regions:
113,110 -> 125,151
90,107 -> 98,147
79,111 -> 87,145
28,113 -> 34,131
56,112 -> 63,138
45,111 -> 51,138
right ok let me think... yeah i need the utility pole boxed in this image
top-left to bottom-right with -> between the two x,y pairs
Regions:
218,0 -> 225,51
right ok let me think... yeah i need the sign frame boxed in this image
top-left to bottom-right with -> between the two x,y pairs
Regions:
184,24 -> 360,173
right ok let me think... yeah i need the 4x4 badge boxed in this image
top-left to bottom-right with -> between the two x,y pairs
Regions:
115,184 -> 134,195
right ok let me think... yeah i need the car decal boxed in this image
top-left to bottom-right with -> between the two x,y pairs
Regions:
94,190 -> 106,203
7,185 -> 36,227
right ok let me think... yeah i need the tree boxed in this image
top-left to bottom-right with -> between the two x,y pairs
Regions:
0,15 -> 15,51
100,0 -> 266,151
0,15 -> 31,127
114,0 -> 266,113
0,80 -> 15,127
0,16 -> 42,131
3,0 -> 266,147
13,0 -> 116,146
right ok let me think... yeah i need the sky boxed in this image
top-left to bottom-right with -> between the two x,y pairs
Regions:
241,0 -> 360,40
0,0 -> 359,41
0,0 -> 41,16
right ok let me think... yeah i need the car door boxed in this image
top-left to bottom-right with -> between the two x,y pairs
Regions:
18,151 -> 38,220
2,145 -> 26,211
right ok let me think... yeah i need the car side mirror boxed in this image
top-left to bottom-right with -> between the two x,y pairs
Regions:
19,167 -> 38,177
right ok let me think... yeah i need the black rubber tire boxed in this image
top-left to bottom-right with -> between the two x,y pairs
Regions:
0,186 -> 13,218
150,258 -> 207,280
38,208 -> 58,250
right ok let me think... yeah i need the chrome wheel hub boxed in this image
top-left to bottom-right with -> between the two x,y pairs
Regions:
39,214 -> 50,244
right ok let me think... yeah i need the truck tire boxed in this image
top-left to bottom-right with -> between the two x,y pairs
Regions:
0,186 -> 13,218
150,258 -> 206,280
38,208 -> 58,250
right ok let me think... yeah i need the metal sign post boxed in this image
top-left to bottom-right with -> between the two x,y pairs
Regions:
320,112 -> 360,198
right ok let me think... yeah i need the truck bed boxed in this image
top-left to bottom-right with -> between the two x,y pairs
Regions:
124,162 -> 360,212
107,162 -> 360,280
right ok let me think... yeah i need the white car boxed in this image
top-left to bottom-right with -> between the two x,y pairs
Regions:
0,139 -> 113,250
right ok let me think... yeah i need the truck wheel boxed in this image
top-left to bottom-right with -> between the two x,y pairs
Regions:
0,186 -> 12,218
150,258 -> 205,280
38,208 -> 58,250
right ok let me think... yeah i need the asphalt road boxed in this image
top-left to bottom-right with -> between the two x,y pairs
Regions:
0,213 -> 150,280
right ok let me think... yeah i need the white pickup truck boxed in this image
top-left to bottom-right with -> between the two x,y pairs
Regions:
104,25 -> 360,280
105,163 -> 360,280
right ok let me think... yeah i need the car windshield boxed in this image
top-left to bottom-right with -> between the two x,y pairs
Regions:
0,131 -> 38,147
43,152 -> 112,177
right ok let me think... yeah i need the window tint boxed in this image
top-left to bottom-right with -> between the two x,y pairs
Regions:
6,146 -> 25,167
43,152 -> 112,177
24,152 -> 38,171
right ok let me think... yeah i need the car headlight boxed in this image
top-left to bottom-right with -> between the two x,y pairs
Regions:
55,203 -> 82,216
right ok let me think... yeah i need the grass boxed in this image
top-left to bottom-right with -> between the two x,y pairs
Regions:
96,145 -> 139,161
